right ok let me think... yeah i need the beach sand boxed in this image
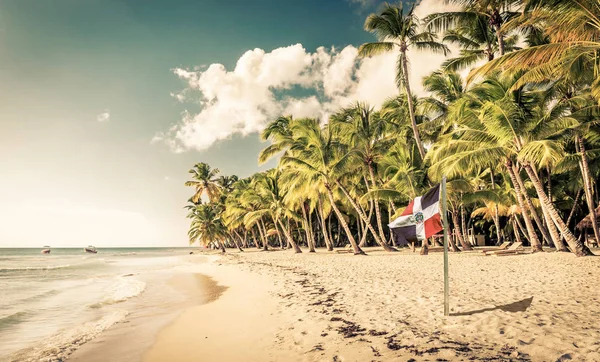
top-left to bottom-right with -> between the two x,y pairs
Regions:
143,247 -> 600,362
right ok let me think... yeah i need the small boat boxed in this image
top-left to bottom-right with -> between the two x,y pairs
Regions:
84,246 -> 97,254
41,246 -> 51,254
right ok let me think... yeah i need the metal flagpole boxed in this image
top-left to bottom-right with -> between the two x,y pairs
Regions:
441,176 -> 450,316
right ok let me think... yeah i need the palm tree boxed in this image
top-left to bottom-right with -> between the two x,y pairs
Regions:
184,163 -> 222,203
427,72 -> 545,252
470,0 -> 600,100
421,70 -> 465,117
429,72 -> 593,255
330,103 -> 396,251
359,2 -> 449,159
258,115 -> 295,164
425,0 -> 520,64
223,178 -> 252,250
186,202 -> 228,252
244,170 -> 303,253
281,118 -> 366,255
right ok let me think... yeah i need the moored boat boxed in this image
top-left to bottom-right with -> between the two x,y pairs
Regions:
84,246 -> 97,254
41,246 -> 51,254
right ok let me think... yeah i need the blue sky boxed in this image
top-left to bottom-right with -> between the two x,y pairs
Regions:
0,0 -> 448,247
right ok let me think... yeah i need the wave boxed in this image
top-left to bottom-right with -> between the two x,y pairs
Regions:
0,311 -> 31,331
7,309 -> 129,361
0,264 -> 73,272
0,259 -> 105,274
18,288 -> 61,304
88,278 -> 146,308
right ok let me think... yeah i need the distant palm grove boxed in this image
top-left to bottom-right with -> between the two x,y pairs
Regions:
185,0 -> 600,257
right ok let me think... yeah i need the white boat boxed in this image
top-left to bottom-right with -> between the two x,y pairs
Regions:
84,245 -> 97,254
41,246 -> 51,254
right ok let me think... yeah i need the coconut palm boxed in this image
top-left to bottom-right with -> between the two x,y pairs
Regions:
281,118 -> 366,255
186,202 -> 228,252
427,72 -> 544,252
470,0 -> 600,100
429,71 -> 593,255
185,163 -> 222,203
244,170 -> 303,253
358,2 -> 449,159
425,0 -> 520,66
258,115 -> 296,164
330,103 -> 396,250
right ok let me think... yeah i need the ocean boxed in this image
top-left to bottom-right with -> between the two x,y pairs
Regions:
0,247 -> 202,361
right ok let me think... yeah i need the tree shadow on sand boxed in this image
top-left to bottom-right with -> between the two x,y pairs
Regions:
450,296 -> 533,316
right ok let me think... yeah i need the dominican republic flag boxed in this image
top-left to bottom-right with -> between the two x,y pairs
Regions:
388,184 -> 443,246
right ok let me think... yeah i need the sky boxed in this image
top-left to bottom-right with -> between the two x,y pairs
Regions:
0,0 -> 455,247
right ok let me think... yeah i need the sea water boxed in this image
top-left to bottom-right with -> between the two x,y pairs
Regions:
0,247 -> 199,361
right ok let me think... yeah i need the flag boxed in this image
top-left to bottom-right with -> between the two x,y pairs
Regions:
388,184 -> 443,246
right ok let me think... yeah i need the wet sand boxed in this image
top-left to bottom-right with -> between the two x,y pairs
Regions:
143,256 -> 288,362
70,264 -> 223,362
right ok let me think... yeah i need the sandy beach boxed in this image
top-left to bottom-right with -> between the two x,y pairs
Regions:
138,248 -> 600,362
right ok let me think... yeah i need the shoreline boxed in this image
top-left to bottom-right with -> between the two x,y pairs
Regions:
67,255 -> 221,362
143,254 -> 288,362
68,248 -> 600,361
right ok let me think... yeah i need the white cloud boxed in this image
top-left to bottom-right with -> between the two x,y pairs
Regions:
158,0 -> 458,153
347,0 -> 377,10
97,110 -> 110,122
413,0 -> 460,18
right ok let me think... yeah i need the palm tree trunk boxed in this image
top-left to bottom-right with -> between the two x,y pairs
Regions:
242,229 -> 248,248
525,167 -> 568,251
512,164 -> 550,248
368,165 -> 388,243
389,200 -> 397,215
388,201 -> 397,246
325,186 -> 365,255
448,229 -> 460,252
277,219 -> 302,253
512,217 -> 523,244
232,230 -> 244,252
357,210 -> 364,245
400,51 -> 426,159
251,227 -> 260,249
333,213 -> 339,247
451,207 -> 471,250
496,30 -> 505,56
259,218 -> 269,251
576,134 -> 600,244
460,203 -> 468,244
274,222 -> 284,249
359,200 -> 375,248
489,170 -> 503,245
307,205 -> 316,249
522,164 -> 594,256
335,181 -> 396,251
218,239 -> 226,253
514,216 -> 529,244
301,204 -> 316,252
286,220 -> 292,249
567,190 -> 582,227
318,198 -> 334,251
505,160 -> 543,252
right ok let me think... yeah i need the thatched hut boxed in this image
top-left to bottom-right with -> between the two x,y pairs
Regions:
576,206 -> 600,247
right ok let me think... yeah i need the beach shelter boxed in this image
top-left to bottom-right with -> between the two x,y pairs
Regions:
576,206 -> 600,247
